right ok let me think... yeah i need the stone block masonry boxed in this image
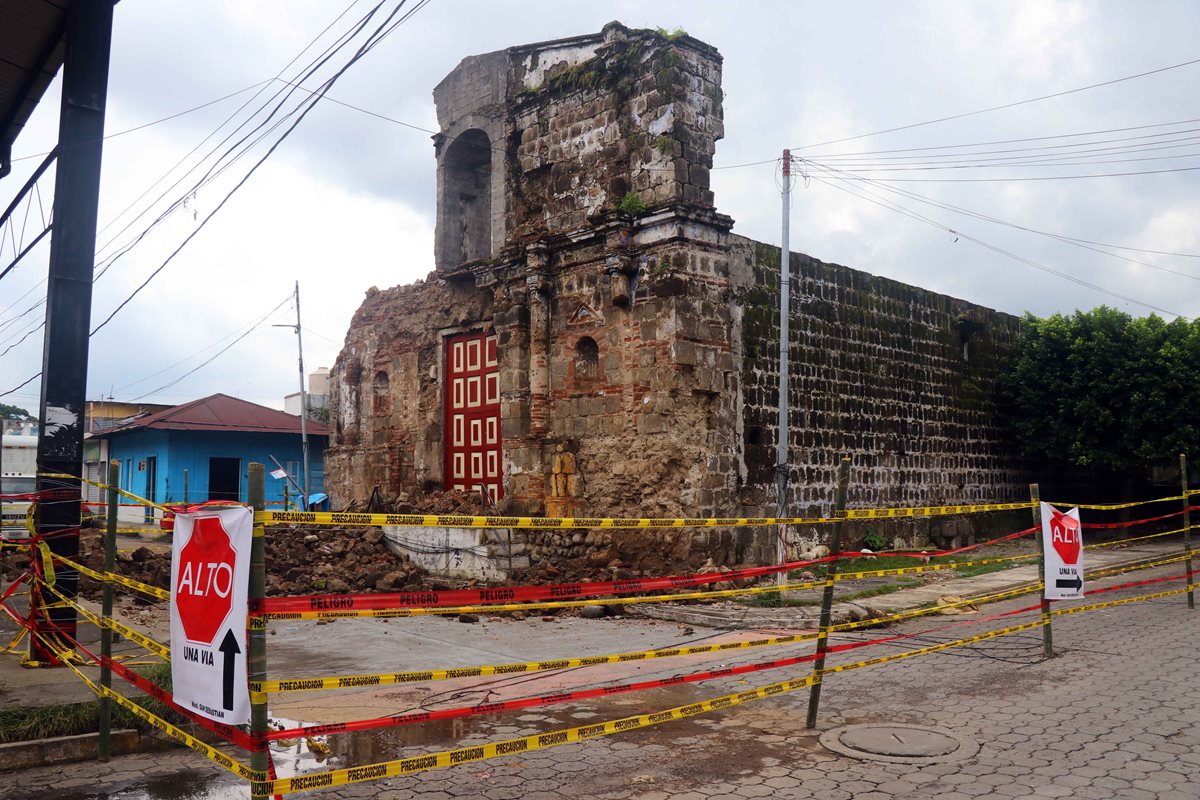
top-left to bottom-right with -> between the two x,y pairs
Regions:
325,23 -> 1034,576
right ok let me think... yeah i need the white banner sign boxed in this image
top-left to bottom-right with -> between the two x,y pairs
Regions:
1041,502 -> 1084,600
169,505 -> 252,724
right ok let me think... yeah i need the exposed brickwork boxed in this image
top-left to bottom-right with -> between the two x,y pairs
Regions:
326,24 -> 1030,573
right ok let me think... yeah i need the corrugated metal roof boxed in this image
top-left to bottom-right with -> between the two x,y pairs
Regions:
0,0 -> 69,177
95,393 -> 330,437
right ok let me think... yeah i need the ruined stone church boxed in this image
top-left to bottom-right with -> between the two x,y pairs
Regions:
325,23 -> 1024,552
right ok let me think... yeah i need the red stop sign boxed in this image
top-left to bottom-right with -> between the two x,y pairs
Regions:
175,516 -> 238,645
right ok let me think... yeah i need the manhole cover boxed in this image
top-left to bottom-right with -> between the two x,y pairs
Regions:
819,723 -> 978,764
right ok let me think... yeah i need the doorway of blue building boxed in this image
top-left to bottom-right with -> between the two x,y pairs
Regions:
208,457 -> 240,501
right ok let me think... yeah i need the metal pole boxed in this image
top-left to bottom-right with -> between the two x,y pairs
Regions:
247,463 -> 268,797
1181,454 -> 1194,609
30,0 -> 115,664
183,468 -> 188,506
98,459 -> 118,761
1031,483 -> 1053,657
805,456 -> 850,729
295,281 -> 311,508
775,150 -> 792,591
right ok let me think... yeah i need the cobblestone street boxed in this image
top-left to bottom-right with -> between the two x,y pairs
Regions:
9,568 -> 1199,800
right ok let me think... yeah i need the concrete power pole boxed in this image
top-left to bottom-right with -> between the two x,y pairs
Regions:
776,150 -> 792,590
275,280 -> 310,509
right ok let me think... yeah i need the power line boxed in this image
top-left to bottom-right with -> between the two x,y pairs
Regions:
803,170 -> 1188,319
0,371 -> 41,400
792,56 -> 1200,152
7,80 -> 273,166
806,117 -> 1200,160
91,0 -> 376,277
807,164 -> 1200,183
129,293 -> 294,401
90,0 -> 433,336
800,158 -> 1200,270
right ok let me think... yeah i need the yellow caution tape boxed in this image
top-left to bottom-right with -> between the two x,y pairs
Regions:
1047,494 -> 1185,510
52,552 -> 170,601
37,579 -> 170,660
256,510 -> 839,529
1049,584 -> 1196,616
256,671 -> 821,794
833,552 -> 1038,580
257,578 -> 833,622
32,630 -> 260,782
820,619 -> 1048,675
840,501 -> 1035,520
254,629 -> 824,695
36,541 -> 55,586
255,615 -> 1055,795
37,472 -> 173,512
1084,525 -> 1192,549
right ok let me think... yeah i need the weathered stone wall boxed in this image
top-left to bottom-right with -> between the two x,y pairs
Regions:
729,236 -> 1027,525
327,23 -> 1032,575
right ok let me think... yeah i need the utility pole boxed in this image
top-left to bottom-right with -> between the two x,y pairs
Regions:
274,281 -> 310,508
776,150 -> 792,589
31,0 -> 114,663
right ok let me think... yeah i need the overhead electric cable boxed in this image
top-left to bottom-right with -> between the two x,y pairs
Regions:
807,117 -> 1200,160
800,158 -> 1200,270
805,165 -> 1200,183
792,56 -> 1200,151
128,293 -> 294,401
804,171 -> 1187,319
90,0 -> 432,334
8,80 -> 274,167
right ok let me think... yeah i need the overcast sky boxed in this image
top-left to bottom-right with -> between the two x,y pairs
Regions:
2,0 -> 1199,414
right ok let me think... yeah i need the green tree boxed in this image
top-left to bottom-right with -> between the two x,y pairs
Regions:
1001,307 -> 1200,472
0,403 -> 33,421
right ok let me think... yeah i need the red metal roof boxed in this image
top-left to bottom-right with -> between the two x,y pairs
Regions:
95,393 -> 329,437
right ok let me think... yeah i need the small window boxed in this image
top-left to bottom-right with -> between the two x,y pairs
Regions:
574,336 -> 599,381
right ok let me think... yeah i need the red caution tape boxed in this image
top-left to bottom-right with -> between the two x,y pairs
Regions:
257,525 -> 1043,615
254,556 -> 840,614
1081,508 -> 1191,529
265,603 -> 1042,743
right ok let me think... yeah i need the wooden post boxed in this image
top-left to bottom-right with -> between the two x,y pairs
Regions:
247,463 -> 268,797
1181,454 -> 1194,609
1031,483 -> 1053,657
283,484 -> 289,512
98,460 -> 119,761
805,456 -> 851,729
183,468 -> 188,506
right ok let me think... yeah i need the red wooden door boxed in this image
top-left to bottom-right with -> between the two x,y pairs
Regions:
443,331 -> 502,500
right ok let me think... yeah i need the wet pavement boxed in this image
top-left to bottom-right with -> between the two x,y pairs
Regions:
6,557 -> 1199,800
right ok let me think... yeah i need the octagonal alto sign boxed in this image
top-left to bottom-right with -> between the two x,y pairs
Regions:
170,505 -> 251,724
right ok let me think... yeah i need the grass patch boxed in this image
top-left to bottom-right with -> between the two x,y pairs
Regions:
0,661 -> 176,743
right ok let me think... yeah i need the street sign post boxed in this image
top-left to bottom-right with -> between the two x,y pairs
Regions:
1041,503 -> 1084,600
169,505 -> 252,724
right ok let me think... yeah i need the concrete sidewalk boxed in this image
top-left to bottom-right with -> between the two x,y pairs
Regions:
632,539 -> 1190,629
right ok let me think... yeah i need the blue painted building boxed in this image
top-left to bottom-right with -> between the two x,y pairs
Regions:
94,394 -> 327,521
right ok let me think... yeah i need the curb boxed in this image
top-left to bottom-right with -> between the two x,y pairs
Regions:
0,729 -> 140,770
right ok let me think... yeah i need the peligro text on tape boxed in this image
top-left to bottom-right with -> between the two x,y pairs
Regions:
256,614 -> 1056,795
254,629 -> 823,694
259,555 -> 839,614
257,510 -> 838,529
258,578 -> 833,621
255,673 -> 820,795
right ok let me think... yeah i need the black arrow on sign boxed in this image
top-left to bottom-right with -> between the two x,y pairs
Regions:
1055,575 -> 1083,591
218,629 -> 241,711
